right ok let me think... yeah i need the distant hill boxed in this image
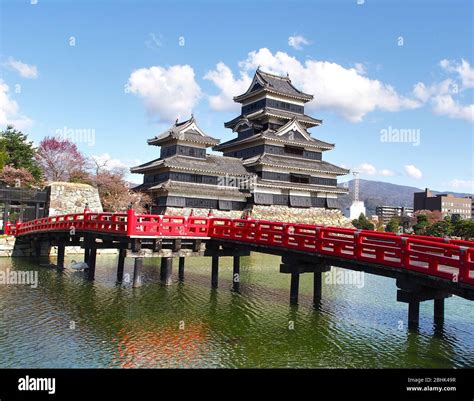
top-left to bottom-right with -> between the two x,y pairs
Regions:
338,179 -> 472,216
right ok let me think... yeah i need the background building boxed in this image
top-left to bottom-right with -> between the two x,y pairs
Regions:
375,205 -> 413,224
414,188 -> 471,220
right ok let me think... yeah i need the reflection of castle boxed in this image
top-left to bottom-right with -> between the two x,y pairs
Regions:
132,69 -> 349,213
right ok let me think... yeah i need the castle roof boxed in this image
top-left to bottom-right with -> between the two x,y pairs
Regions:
131,154 -> 249,176
243,153 -> 349,176
147,115 -> 220,147
234,68 -> 314,103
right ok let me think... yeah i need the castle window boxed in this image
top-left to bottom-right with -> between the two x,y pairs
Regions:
284,145 -> 304,155
290,173 -> 309,184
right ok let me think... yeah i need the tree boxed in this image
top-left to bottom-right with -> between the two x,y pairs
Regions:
413,214 -> 429,235
426,220 -> 453,238
385,218 -> 400,233
452,219 -> 474,240
352,213 -> 375,230
0,165 -> 36,187
93,168 -> 151,213
0,125 -> 42,180
36,137 -> 87,182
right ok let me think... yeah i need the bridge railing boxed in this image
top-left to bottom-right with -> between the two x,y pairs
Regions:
7,209 -> 474,286
208,218 -> 474,285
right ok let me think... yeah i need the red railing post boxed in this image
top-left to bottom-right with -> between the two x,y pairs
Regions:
4,221 -> 11,236
15,220 -> 22,236
126,208 -> 136,237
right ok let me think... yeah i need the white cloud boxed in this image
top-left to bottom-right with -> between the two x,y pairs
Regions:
353,163 -> 394,177
446,179 -> 474,192
128,65 -> 201,123
203,62 -> 251,112
412,59 -> 473,121
431,94 -> 474,121
4,57 -> 38,79
288,35 -> 311,50
91,153 -> 142,183
380,169 -> 395,177
91,153 -> 133,171
354,63 -> 366,75
404,164 -> 423,179
0,80 -> 33,129
205,48 -> 420,122
440,58 -> 474,89
412,79 -> 452,102
356,163 -> 377,175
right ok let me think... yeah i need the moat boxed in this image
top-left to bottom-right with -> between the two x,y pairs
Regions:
0,253 -> 472,369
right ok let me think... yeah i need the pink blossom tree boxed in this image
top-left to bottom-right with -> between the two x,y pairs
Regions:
35,137 -> 87,182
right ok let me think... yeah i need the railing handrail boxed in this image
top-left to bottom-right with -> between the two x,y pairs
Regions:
6,209 -> 474,286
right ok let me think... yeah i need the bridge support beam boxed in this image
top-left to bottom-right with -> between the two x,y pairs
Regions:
313,271 -> 322,307
290,270 -> 300,305
57,242 -> 65,269
160,257 -> 173,286
397,279 -> 452,331
117,249 -> 126,282
87,248 -> 97,280
434,298 -> 445,326
84,247 -> 90,264
211,256 -> 219,289
178,257 -> 185,282
232,256 -> 240,292
408,301 -> 420,330
133,258 -> 143,288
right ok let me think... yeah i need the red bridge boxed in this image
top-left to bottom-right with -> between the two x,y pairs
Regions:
6,208 -> 474,331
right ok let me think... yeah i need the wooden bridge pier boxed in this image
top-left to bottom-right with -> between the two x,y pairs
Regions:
178,257 -> 185,281
117,249 -> 126,282
280,256 -> 331,306
56,241 -> 65,269
87,247 -> 97,281
232,256 -> 240,292
160,257 -> 173,285
133,258 -> 143,288
396,278 -> 452,330
211,256 -> 219,289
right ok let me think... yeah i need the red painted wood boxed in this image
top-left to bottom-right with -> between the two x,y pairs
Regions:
7,209 -> 474,286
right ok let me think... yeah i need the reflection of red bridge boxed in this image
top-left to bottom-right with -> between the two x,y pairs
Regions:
7,208 -> 474,330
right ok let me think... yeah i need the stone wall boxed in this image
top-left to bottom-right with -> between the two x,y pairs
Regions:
161,205 -> 353,227
45,182 -> 103,215
161,207 -> 244,219
247,205 -> 354,227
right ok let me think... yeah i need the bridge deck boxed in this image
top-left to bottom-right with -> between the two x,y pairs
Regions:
6,209 -> 474,296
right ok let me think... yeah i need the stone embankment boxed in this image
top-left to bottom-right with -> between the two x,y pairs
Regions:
162,205 -> 354,228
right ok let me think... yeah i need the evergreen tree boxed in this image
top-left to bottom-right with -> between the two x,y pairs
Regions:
385,218 -> 400,233
0,125 -> 42,180
352,213 -> 375,230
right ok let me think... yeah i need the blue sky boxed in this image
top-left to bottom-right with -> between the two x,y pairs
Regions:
0,0 -> 472,191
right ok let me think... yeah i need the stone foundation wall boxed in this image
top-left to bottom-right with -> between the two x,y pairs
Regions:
248,205 -> 354,227
45,182 -> 103,215
161,205 -> 353,227
161,207 -> 244,219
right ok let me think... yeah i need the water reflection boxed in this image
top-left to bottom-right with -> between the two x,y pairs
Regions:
0,253 -> 472,368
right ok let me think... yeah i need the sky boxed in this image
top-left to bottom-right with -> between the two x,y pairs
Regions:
0,0 -> 473,191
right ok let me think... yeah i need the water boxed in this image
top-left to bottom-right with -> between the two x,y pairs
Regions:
0,253 -> 472,368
